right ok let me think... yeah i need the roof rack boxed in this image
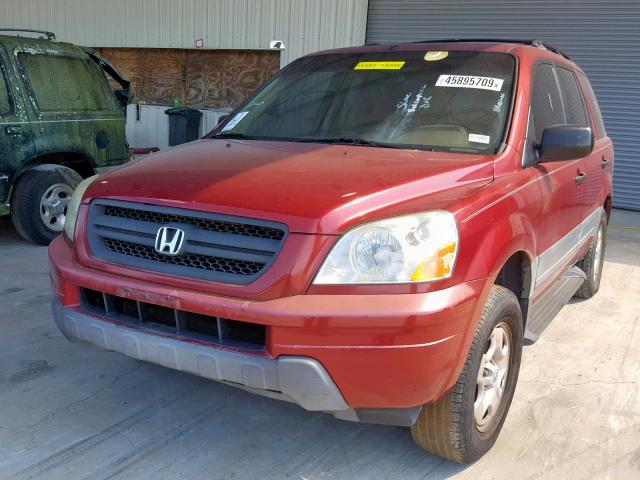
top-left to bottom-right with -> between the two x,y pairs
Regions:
0,29 -> 56,41
368,38 -> 571,60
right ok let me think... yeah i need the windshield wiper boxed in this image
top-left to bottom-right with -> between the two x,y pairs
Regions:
212,133 -> 438,151
212,132 -> 254,140
296,137 -> 405,149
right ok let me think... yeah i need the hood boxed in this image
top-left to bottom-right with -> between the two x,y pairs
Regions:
87,139 -> 494,234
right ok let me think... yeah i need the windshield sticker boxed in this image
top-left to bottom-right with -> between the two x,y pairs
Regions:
436,75 -> 504,92
221,111 -> 249,131
492,93 -> 506,113
468,133 -> 491,144
424,51 -> 449,62
354,61 -> 406,70
397,84 -> 431,113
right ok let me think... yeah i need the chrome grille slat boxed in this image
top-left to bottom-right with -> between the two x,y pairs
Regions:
87,199 -> 288,284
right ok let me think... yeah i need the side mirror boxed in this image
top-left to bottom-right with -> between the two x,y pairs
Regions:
113,88 -> 133,110
538,125 -> 594,162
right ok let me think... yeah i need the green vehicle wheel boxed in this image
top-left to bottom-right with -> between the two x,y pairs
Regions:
10,166 -> 82,245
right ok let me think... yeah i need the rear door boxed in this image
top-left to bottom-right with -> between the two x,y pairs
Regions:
0,44 -> 36,205
576,71 -> 614,216
555,66 -> 600,218
530,63 -> 588,292
12,38 -> 128,170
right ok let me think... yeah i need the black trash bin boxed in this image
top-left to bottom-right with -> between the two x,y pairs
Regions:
164,107 -> 203,146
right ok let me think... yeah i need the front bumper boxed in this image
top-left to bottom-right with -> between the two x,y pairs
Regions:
49,235 -> 488,418
52,299 -> 423,425
52,299 -> 348,410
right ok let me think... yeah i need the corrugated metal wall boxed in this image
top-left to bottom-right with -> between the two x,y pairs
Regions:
367,0 -> 640,210
2,0 -> 368,66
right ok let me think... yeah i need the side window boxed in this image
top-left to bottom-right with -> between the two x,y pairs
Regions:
0,64 -> 11,115
578,72 -> 606,138
556,67 -> 587,127
530,64 -> 564,143
17,53 -> 115,113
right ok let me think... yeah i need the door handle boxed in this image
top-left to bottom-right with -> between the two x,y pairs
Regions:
5,126 -> 23,135
575,172 -> 588,185
601,159 -> 610,169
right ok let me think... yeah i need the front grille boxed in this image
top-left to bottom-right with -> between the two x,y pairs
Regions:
103,238 -> 264,275
86,199 -> 287,284
81,287 -> 266,350
104,205 -> 284,240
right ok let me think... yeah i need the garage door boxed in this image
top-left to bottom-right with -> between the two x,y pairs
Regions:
366,0 -> 640,210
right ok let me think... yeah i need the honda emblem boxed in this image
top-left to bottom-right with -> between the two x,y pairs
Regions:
154,226 -> 185,256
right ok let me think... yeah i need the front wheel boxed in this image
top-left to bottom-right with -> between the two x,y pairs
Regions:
410,285 -> 523,463
10,166 -> 82,245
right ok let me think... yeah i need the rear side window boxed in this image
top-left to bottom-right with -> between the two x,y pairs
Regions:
0,65 -> 11,114
578,72 -> 606,138
18,53 -> 114,113
556,67 -> 587,127
530,64 -> 564,143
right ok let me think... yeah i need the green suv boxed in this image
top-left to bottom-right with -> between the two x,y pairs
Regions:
0,29 -> 130,245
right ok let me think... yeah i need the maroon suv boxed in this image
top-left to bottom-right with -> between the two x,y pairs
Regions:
49,39 -> 613,462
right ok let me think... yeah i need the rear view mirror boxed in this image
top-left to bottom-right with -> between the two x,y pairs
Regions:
538,125 -> 594,162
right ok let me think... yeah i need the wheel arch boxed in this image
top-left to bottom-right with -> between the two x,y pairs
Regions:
493,249 -> 535,325
9,153 -> 95,202
14,152 -> 96,180
603,195 -> 612,222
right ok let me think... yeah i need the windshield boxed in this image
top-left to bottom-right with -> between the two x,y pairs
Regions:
215,51 -> 515,153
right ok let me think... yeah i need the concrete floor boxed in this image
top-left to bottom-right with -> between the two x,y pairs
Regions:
1,210 -> 639,480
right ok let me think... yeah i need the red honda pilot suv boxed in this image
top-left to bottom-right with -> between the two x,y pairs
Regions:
49,39 -> 613,463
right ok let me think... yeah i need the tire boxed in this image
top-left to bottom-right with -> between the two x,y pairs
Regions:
410,285 -> 524,463
575,211 -> 607,299
10,166 -> 82,245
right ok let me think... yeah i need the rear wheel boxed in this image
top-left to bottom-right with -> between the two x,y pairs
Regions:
10,166 -> 82,245
410,285 -> 523,463
575,211 -> 607,299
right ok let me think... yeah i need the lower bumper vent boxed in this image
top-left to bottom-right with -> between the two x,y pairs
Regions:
80,287 -> 266,351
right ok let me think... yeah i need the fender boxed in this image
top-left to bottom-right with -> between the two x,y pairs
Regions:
13,151 -> 97,180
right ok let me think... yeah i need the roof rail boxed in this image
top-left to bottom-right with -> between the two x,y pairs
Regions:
0,29 -> 56,41
369,38 -> 571,60
529,40 -> 571,60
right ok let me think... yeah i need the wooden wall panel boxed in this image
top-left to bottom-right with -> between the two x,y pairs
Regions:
185,50 -> 280,108
96,48 -> 279,108
97,48 -> 186,105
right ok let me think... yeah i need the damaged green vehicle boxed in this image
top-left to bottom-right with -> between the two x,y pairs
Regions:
0,29 -> 130,245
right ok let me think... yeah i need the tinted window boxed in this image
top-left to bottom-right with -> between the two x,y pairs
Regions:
18,53 -> 114,112
216,51 -> 516,154
579,72 -> 606,138
531,64 -> 564,143
556,67 -> 587,126
0,65 -> 10,114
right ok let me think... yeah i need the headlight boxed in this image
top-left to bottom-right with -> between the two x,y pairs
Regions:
314,211 -> 458,284
63,175 -> 98,241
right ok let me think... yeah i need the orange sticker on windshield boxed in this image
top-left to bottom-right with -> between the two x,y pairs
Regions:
354,61 -> 405,70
